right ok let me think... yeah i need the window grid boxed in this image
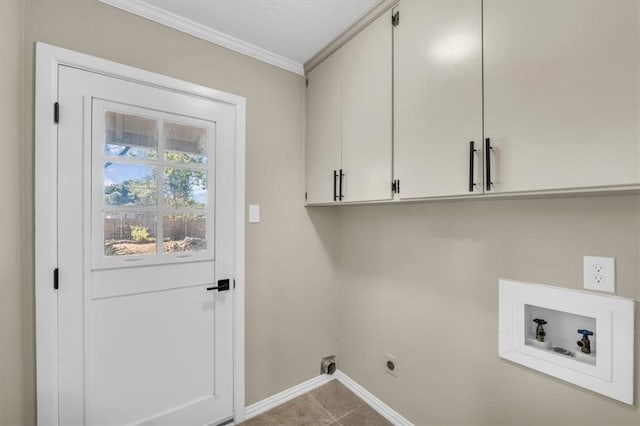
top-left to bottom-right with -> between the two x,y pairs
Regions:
101,110 -> 209,258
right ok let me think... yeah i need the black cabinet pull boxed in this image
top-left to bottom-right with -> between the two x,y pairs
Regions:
469,141 -> 476,192
333,170 -> 338,201
485,138 -> 493,191
339,169 -> 344,201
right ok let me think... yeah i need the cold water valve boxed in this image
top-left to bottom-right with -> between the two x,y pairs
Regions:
577,329 -> 593,354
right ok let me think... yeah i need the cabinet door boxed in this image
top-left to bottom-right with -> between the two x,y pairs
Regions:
306,51 -> 342,204
394,0 -> 483,199
484,0 -> 640,193
341,10 -> 393,202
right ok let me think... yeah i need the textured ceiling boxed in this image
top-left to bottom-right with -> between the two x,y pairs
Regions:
145,0 -> 380,64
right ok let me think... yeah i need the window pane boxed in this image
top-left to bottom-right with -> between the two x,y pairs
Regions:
104,162 -> 157,207
104,212 -> 157,256
164,121 -> 208,164
163,168 -> 207,208
163,214 -> 206,253
105,111 -> 157,160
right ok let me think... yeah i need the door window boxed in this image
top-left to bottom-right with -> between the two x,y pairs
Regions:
92,100 -> 215,268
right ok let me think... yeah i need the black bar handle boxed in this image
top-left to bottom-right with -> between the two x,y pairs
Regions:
207,279 -> 230,292
485,138 -> 493,191
339,169 -> 344,201
333,170 -> 338,201
469,141 -> 476,192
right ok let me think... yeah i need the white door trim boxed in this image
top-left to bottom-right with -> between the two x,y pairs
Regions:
35,42 -> 246,425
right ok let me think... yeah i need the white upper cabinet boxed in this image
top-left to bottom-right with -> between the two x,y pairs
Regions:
305,10 -> 393,204
306,51 -> 341,204
307,0 -> 640,206
394,0 -> 483,199
341,10 -> 393,203
484,0 -> 640,193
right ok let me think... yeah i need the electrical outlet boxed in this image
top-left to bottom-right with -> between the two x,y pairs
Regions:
385,353 -> 398,377
583,256 -> 615,293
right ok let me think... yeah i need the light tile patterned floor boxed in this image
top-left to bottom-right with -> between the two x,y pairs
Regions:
240,381 -> 392,426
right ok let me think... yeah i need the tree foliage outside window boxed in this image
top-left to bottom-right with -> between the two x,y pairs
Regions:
105,173 -> 156,206
164,151 -> 207,209
104,151 -> 206,208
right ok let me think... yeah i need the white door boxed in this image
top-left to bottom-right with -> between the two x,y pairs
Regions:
57,65 -> 236,425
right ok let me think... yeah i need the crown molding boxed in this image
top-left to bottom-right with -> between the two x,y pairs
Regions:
99,0 -> 305,76
304,0 -> 397,74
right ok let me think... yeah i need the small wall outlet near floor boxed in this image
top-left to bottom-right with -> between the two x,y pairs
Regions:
385,353 -> 398,377
583,256 -> 615,293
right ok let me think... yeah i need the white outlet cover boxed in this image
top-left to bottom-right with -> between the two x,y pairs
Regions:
583,256 -> 615,293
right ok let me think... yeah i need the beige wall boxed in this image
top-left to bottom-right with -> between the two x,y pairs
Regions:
4,1 -> 640,426
0,1 -> 27,425
0,0 -> 337,424
336,195 -> 640,425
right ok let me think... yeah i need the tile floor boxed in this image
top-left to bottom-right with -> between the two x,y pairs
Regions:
240,380 -> 392,426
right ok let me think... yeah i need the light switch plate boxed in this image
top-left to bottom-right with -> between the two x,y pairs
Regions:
249,204 -> 260,223
583,256 -> 615,293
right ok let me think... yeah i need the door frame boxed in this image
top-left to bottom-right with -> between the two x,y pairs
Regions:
35,42 -> 246,425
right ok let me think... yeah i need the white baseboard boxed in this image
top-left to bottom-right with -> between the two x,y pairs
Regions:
244,373 -> 336,420
243,370 -> 412,426
335,370 -> 413,426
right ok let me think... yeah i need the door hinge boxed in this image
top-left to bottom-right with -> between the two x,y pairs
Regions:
54,102 -> 59,124
305,78 -> 309,88
392,11 -> 399,27
392,179 -> 400,194
53,268 -> 59,290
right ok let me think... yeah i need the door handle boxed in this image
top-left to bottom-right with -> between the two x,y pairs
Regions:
207,279 -> 230,292
333,170 -> 338,201
339,169 -> 344,201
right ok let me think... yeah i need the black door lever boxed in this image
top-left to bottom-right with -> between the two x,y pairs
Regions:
207,279 -> 230,292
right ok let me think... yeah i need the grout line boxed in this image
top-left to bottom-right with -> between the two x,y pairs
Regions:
335,405 -> 363,421
309,382 -> 367,423
246,378 -> 390,425
307,392 -> 339,424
